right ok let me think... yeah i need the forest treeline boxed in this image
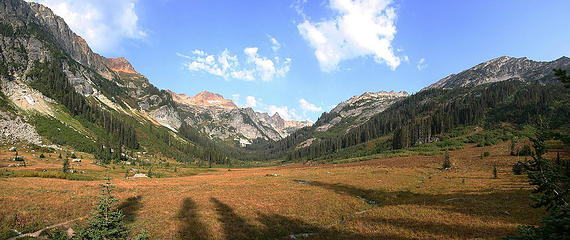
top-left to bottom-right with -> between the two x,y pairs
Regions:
245,80 -> 569,161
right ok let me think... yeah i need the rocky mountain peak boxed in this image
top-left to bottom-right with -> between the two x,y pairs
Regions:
167,90 -> 237,109
316,89 -> 408,132
425,56 -> 570,90
103,57 -> 139,75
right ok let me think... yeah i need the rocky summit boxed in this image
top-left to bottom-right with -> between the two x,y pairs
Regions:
425,56 -> 570,90
168,90 -> 237,109
315,90 -> 409,132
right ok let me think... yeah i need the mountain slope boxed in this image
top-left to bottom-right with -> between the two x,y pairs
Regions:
425,56 -> 570,90
0,0 -> 311,166
247,56 -> 570,162
315,90 -> 408,132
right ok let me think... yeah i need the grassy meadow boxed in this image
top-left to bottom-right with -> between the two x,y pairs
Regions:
1,140 -> 565,239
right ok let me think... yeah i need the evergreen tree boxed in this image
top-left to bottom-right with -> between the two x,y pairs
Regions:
511,138 -> 517,156
147,167 -> 153,178
62,158 -> 69,173
442,151 -> 451,169
76,179 -> 128,240
506,124 -> 569,239
554,69 -> 570,88
493,164 -> 498,179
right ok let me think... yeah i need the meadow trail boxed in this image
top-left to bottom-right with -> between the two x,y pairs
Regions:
7,216 -> 86,240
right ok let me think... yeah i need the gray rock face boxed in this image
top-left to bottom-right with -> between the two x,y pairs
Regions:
0,0 -> 112,79
0,111 -> 43,145
316,91 -> 408,132
425,56 -> 570,90
177,104 -> 285,143
0,0 -> 118,101
150,105 -> 182,131
138,94 -> 163,111
165,90 -> 312,144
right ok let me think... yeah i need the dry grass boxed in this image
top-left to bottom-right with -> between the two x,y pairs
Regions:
1,141 -> 561,239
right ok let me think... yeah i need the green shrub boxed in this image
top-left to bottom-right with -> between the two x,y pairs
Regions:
518,145 -> 533,156
512,161 -> 526,175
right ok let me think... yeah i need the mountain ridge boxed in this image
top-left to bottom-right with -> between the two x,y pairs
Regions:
424,56 -> 570,90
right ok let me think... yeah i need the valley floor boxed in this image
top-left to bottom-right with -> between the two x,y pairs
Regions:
0,142 -> 546,239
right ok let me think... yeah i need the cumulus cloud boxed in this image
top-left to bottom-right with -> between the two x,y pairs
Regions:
30,0 -> 146,54
179,47 -> 290,82
267,105 -> 301,121
245,96 -> 257,108
417,58 -> 427,71
297,0 -> 401,72
299,98 -> 322,112
233,95 -> 304,121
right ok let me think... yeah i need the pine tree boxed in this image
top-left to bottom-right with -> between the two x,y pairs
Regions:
147,167 -> 153,178
76,178 -> 128,240
493,164 -> 498,179
506,122 -> 569,239
510,138 -> 517,156
442,151 -> 451,169
554,69 -> 570,88
62,158 -> 69,173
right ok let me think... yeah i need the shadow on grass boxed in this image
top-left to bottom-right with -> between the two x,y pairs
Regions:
300,180 -> 538,232
117,195 -> 142,223
366,216 -> 515,239
177,198 -> 210,240
211,197 -> 402,240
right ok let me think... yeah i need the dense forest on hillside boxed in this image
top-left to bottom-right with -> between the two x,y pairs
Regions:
245,79 -> 570,162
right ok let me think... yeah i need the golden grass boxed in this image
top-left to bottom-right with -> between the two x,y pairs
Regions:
1,141 -> 563,239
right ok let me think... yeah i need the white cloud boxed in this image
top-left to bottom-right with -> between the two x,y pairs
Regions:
299,98 -> 322,112
417,58 -> 427,71
267,34 -> 281,52
297,0 -> 401,72
233,95 -> 303,121
245,96 -> 257,108
179,48 -> 290,82
267,105 -> 302,121
30,0 -> 146,54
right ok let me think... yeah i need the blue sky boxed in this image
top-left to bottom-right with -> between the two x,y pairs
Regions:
31,0 -> 570,121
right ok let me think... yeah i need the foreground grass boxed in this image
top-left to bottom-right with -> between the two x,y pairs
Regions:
1,141 -> 562,239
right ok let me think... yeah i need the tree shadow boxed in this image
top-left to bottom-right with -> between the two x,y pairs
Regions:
211,198 -> 258,240
177,198 -> 210,240
211,197 -> 401,240
301,180 -> 536,224
364,216 -> 515,239
117,195 -> 142,223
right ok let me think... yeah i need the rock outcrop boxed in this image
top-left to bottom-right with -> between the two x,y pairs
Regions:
168,90 -> 237,110
103,57 -> 139,75
0,111 -> 43,145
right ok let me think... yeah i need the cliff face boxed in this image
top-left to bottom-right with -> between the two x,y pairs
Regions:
103,57 -> 139,75
0,0 -> 113,79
